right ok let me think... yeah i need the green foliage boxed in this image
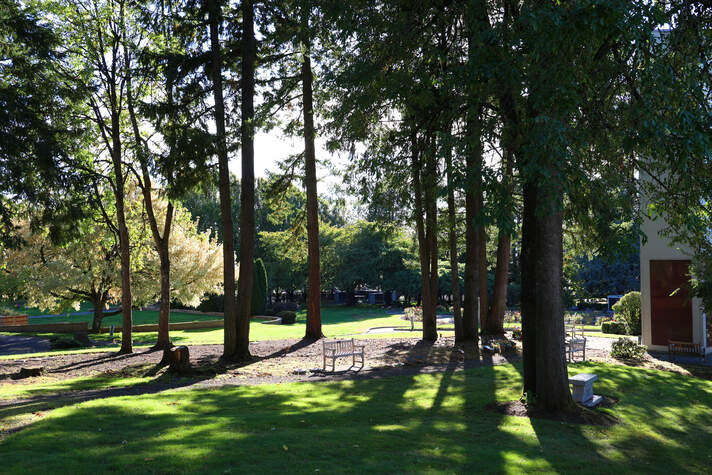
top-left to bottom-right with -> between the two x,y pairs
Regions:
610,338 -> 647,360
613,291 -> 641,336
251,258 -> 268,316
602,321 -> 627,335
276,310 -> 296,324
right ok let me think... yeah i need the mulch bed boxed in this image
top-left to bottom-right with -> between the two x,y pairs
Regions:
486,396 -> 619,426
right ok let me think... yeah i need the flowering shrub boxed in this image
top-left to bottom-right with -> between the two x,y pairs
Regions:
403,306 -> 423,322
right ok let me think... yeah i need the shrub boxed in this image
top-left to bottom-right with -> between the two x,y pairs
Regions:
602,320 -> 627,335
277,310 -> 297,324
612,291 -> 641,335
403,306 -> 423,322
197,292 -> 225,312
251,258 -> 268,316
511,327 -> 522,341
273,302 -> 298,313
610,338 -> 647,359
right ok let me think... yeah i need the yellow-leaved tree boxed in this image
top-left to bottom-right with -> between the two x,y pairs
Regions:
8,185 -> 223,333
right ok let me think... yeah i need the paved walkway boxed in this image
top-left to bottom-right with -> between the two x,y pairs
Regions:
0,334 -> 51,355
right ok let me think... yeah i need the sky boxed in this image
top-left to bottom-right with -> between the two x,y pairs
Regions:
228,130 -> 347,190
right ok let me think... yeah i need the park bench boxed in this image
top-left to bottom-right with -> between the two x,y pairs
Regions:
0,315 -> 28,326
322,338 -> 365,372
569,373 -> 602,407
668,340 -> 706,363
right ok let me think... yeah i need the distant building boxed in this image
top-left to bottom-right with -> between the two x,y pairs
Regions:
640,175 -> 711,354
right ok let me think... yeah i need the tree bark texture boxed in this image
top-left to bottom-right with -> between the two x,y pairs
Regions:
521,181 -> 537,395
302,38 -> 322,340
208,0 -> 238,359
445,143 -> 463,341
533,184 -> 574,413
486,231 -> 510,335
411,135 -> 438,342
236,0 -> 256,359
463,117 -> 481,342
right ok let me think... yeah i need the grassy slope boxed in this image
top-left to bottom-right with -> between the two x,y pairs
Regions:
0,362 -> 710,473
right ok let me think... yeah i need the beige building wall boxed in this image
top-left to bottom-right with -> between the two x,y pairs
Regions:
640,205 -> 708,353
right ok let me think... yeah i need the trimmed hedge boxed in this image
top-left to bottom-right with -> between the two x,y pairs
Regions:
277,310 -> 297,324
602,320 -> 627,335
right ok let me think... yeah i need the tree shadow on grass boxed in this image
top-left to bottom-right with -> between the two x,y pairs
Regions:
2,343 -> 712,473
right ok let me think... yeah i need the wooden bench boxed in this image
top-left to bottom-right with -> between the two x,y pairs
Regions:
0,315 -> 28,326
323,338 -> 365,372
668,340 -> 706,363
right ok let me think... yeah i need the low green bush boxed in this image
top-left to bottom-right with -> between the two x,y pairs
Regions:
610,338 -> 647,360
612,291 -> 641,335
602,321 -> 627,335
277,311 -> 296,324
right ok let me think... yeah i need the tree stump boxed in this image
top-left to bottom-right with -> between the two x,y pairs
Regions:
167,346 -> 191,373
14,367 -> 44,379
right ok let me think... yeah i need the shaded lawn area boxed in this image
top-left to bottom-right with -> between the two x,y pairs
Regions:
2,306 -> 454,358
1,362 -> 711,473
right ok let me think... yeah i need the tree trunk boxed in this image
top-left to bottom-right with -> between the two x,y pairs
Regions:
487,147 -> 513,335
463,117 -> 481,342
487,232 -> 510,335
478,211 -> 488,334
111,110 -> 132,354
411,134 -> 437,342
156,241 -> 172,349
424,146 -> 438,341
208,0 -> 238,359
445,145 -> 463,341
124,39 -> 174,351
302,33 -> 322,340
534,185 -> 574,413
91,293 -> 107,332
236,0 -> 256,360
521,181 -> 537,395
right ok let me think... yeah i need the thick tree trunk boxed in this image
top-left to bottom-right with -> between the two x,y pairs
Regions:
521,181 -> 537,395
236,0 -> 256,359
302,38 -> 322,340
463,118 -> 481,342
208,0 -> 238,359
445,145 -> 463,341
487,232 -> 510,335
534,183 -> 574,413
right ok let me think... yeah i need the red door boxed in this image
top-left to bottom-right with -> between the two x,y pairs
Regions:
650,260 -> 693,345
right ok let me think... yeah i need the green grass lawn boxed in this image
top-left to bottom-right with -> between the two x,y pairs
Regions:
1,306 -> 455,358
1,362 -> 711,473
